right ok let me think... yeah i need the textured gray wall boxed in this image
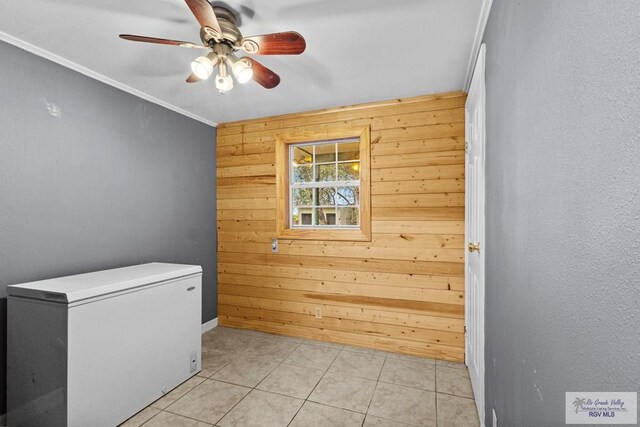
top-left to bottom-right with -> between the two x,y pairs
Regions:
483,1 -> 640,425
0,41 -> 217,413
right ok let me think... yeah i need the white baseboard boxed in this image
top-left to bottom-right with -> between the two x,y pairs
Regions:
201,317 -> 218,334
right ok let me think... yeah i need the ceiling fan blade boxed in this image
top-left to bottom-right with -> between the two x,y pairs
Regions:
184,0 -> 223,38
186,73 -> 202,83
241,31 -> 306,55
245,58 -> 281,89
119,34 -> 208,49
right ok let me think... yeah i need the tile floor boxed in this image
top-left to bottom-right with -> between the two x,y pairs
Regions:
120,327 -> 480,427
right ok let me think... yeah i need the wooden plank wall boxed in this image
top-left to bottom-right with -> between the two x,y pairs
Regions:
216,91 -> 466,361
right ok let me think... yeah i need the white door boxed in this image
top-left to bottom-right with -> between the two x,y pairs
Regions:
465,43 -> 486,424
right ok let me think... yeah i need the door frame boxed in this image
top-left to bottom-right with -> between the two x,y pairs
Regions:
465,43 -> 486,425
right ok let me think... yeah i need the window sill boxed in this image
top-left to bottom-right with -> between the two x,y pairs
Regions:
277,228 -> 371,242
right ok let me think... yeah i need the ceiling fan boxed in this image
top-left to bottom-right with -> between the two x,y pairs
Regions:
119,0 -> 306,93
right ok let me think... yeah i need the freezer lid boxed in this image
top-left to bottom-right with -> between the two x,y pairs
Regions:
7,263 -> 202,304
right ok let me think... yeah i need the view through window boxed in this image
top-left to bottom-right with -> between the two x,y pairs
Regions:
289,139 -> 360,228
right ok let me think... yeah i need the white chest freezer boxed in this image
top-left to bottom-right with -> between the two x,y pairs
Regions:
7,262 -> 203,427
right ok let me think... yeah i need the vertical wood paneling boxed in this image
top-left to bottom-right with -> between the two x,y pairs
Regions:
216,91 -> 466,361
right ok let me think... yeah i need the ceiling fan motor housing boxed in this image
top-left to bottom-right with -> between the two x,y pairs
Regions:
200,6 -> 242,46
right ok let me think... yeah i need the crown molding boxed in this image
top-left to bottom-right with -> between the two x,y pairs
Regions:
463,0 -> 494,91
0,31 -> 218,128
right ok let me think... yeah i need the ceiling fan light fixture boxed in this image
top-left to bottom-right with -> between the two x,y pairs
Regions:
216,74 -> 234,92
191,55 -> 214,80
233,58 -> 253,84
215,62 -> 234,92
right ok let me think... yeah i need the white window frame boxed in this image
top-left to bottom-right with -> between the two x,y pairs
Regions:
289,139 -> 361,229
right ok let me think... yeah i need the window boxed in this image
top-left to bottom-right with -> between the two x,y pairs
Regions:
290,140 -> 360,228
276,127 -> 371,241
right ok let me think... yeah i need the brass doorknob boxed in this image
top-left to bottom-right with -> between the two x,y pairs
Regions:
468,242 -> 480,253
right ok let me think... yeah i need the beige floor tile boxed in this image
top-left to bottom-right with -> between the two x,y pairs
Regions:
210,337 -> 264,356
212,356 -> 279,387
284,344 -> 340,370
386,352 -> 436,365
379,357 -> 436,391
209,330 -> 265,350
289,401 -> 365,427
368,382 -> 436,426
302,338 -> 344,349
308,372 -> 376,413
200,356 -> 231,377
342,345 -> 386,357
363,415 -> 414,426
342,345 -> 376,354
225,341 -> 263,360
256,364 -> 325,399
205,338 -> 259,356
202,326 -> 236,340
165,379 -> 250,425
436,393 -> 480,427
328,350 -> 385,380
229,328 -> 268,338
436,366 -> 474,398
118,407 -> 160,427
143,411 -> 212,427
217,389 -> 303,427
150,376 -> 207,409
244,339 -> 301,362
280,336 -> 308,345
201,336 -> 219,351
121,327 -> 478,427
260,331 -> 300,343
436,359 -> 467,369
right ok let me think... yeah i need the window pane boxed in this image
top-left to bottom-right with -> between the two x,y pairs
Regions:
301,212 -> 312,225
337,142 -> 360,161
288,137 -> 365,231
315,163 -> 336,182
314,207 -> 336,226
337,187 -> 359,206
337,162 -> 360,181
317,187 -> 336,206
292,207 -> 313,226
292,147 -> 313,165
337,207 -> 359,226
293,164 -> 313,183
314,143 -> 336,163
292,188 -> 313,206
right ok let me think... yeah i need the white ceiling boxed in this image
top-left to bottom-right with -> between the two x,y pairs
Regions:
0,0 -> 485,126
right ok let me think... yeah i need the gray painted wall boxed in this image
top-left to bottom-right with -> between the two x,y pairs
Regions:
0,41 -> 217,413
483,1 -> 640,425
